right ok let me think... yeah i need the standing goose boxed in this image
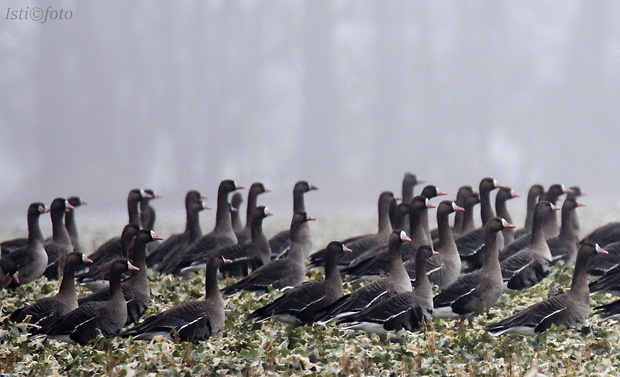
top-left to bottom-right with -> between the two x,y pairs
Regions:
147,191 -> 210,268
417,185 -> 447,243
548,198 -> 585,266
10,252 -> 93,330
40,259 -> 139,344
78,230 -> 163,325
500,201 -> 561,291
338,245 -> 436,334
566,186 -> 586,236
513,184 -> 545,240
139,189 -> 161,231
310,191 -> 395,268
341,196 -> 434,279
65,196 -> 87,253
160,180 -> 243,275
230,192 -> 244,233
221,212 -> 314,294
541,184 -> 572,239
234,182 -> 270,245
121,256 -> 230,343
433,217 -> 513,324
456,178 -> 506,271
495,187 -> 520,246
488,242 -> 607,335
85,189 -> 152,267
43,198 -> 75,280
269,181 -> 318,258
248,241 -> 351,324
314,230 -> 413,322
2,203 -> 49,287
405,201 -> 464,289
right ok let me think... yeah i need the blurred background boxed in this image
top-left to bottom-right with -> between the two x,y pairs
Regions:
0,1 -> 618,233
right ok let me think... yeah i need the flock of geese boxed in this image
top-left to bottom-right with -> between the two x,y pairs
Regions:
3,174 -> 620,346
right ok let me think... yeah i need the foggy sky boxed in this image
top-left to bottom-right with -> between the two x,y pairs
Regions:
1,1 -> 619,228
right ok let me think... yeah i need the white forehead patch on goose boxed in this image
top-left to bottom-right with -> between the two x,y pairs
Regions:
400,230 -> 408,240
501,218 -> 510,227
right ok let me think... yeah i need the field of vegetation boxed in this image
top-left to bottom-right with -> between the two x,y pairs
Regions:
2,207 -> 620,376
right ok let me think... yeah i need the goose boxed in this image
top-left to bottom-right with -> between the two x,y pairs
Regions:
221,211 -> 314,295
160,180 -> 243,275
248,241 -> 351,324
146,191 -> 210,268
500,202 -> 561,291
341,196 -> 434,279
314,230 -> 412,322
433,217 -> 513,325
85,189 -> 153,269
230,192 -> 244,233
548,198 -> 584,266
541,184 -> 572,239
500,200 -> 562,262
65,196 -> 87,253
77,224 -> 140,289
513,184 -> 545,240
78,230 -> 163,325
488,242 -> 607,335
269,181 -> 317,259
310,191 -> 395,268
495,187 -> 520,246
2,202 -> 49,287
9,252 -> 93,330
566,186 -> 586,237
185,206 -> 273,278
456,178 -> 505,271
233,183 -> 270,245
338,245 -> 436,335
120,256 -> 230,343
40,259 -> 140,344
405,201 -> 464,289
451,186 -> 480,239
43,198 -> 75,280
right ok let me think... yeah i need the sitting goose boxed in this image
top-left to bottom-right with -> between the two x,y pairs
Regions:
159,180 -> 243,275
40,259 -> 139,345
500,202 -> 560,291
85,189 -> 152,270
139,189 -> 161,231
248,241 -> 351,324
146,190 -> 210,268
269,181 -> 318,259
338,245 -> 436,335
78,230 -> 163,325
405,201 -> 464,289
121,255 -> 230,343
488,242 -> 607,335
341,196 -> 434,279
77,224 -> 140,289
310,191 -> 395,268
314,230 -> 412,322
9,252 -> 93,331
433,217 -> 513,325
221,211 -> 314,295
205,206 -> 273,278
2,202 -> 49,287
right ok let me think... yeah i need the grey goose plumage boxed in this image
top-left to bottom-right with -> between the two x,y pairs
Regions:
248,241 -> 351,324
488,242 -> 607,335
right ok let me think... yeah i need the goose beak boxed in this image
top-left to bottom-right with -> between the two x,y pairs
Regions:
418,178 -> 427,184
596,244 -> 609,254
343,246 -> 353,253
427,202 -> 437,209
577,203 -> 586,207
436,190 -> 448,196
454,205 -> 465,212
395,196 -> 403,201
222,257 -> 233,264
512,193 -> 521,198
306,216 -> 316,222
552,205 -> 562,211
236,186 -> 245,190
80,201 -> 88,206
128,262 -> 140,271
264,188 -> 272,193
433,251 -> 440,255
83,257 -> 94,264
265,210 -> 274,216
